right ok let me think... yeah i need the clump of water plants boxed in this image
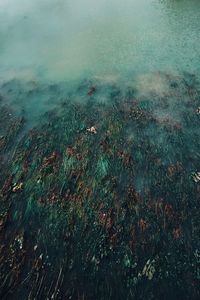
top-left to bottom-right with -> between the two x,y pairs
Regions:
0,72 -> 200,300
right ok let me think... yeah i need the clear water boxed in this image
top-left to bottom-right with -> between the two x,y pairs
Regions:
0,0 -> 200,83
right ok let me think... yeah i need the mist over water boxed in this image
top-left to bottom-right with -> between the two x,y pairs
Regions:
0,0 -> 199,136
1,2 -> 200,299
0,0 -> 200,83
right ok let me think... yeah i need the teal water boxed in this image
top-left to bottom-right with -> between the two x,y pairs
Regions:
0,1 -> 200,300
0,0 -> 200,83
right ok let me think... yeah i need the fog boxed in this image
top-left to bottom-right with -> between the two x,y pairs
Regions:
0,0 -> 200,82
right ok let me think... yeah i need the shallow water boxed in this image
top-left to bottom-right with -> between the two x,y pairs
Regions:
0,0 -> 200,83
0,1 -> 200,300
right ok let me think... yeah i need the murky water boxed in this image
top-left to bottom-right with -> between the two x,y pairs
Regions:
0,1 -> 200,299
0,0 -> 200,82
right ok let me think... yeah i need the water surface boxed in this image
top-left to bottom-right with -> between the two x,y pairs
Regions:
0,1 -> 200,300
0,0 -> 200,82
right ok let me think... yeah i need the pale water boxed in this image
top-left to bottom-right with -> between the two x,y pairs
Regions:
0,0 -> 200,83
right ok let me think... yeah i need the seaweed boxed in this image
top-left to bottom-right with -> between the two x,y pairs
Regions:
0,72 -> 200,300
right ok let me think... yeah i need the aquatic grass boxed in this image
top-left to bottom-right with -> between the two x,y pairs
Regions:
0,73 -> 200,299
96,156 -> 110,178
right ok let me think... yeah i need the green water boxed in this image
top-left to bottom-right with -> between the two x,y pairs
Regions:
0,0 -> 200,83
0,1 -> 200,300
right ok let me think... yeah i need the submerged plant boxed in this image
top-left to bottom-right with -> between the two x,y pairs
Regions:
0,73 -> 200,300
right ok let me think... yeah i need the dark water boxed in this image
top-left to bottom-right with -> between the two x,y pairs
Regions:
0,1 -> 200,300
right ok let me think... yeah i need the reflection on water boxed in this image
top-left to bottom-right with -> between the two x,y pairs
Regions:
0,1 -> 200,300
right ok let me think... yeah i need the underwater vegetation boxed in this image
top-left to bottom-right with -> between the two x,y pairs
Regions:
0,72 -> 200,300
